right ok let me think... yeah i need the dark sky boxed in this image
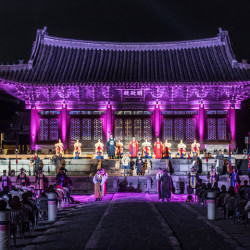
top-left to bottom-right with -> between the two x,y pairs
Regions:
0,0 -> 250,63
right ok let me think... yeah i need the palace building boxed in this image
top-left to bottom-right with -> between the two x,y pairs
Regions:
0,27 -> 249,153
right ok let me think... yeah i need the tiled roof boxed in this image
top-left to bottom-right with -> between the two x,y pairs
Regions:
0,27 -> 250,84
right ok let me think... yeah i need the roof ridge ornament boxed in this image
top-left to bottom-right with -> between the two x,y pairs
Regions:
218,27 -> 228,42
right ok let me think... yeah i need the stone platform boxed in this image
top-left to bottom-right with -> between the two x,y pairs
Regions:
0,157 -> 240,176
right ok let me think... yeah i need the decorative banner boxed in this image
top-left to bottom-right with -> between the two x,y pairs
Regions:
122,89 -> 144,98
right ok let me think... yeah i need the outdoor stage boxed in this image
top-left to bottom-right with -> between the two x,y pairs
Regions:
1,153 -> 248,194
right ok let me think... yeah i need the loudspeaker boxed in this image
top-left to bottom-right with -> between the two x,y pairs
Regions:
245,136 -> 249,144
1,133 -> 4,141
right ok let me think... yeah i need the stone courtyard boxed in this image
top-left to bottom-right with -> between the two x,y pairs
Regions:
10,193 -> 250,250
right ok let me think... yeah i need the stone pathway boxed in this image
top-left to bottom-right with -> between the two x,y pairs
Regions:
10,193 -> 250,250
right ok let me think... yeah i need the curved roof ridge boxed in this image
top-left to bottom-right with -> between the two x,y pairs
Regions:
42,32 -> 223,51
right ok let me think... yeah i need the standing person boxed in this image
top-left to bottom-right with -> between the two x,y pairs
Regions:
188,166 -> 198,194
36,167 -> 45,196
73,139 -> 81,159
121,153 -> 130,176
107,135 -> 116,159
162,139 -> 171,159
229,168 -> 239,189
129,137 -> 138,158
93,170 -> 103,201
142,139 -> 152,159
207,166 -> 218,187
135,154 -> 144,176
16,168 -> 28,186
191,139 -> 200,157
156,168 -> 163,200
160,169 -> 173,202
55,139 -> 64,157
95,139 -> 104,159
177,140 -> 186,158
216,150 -> 224,175
33,153 -> 41,176
101,168 -> 108,196
154,137 -> 163,159
0,170 -> 9,191
115,140 -> 123,159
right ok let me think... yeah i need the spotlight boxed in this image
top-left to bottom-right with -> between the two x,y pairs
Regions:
224,148 -> 228,153
214,149 -> 217,153
27,148 -> 31,154
204,149 -> 207,153
233,149 -> 238,154
243,149 -> 248,154
37,149 -> 41,153
48,148 -> 53,154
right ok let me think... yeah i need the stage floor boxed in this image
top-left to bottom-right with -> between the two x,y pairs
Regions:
71,193 -> 195,203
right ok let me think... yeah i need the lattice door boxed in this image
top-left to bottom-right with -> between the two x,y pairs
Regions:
207,118 -> 217,140
134,119 -> 142,141
124,119 -> 133,141
49,119 -> 58,140
163,119 -> 173,140
93,119 -> 103,140
185,118 -> 196,141
81,119 -> 91,140
217,118 -> 227,140
39,119 -> 48,141
143,119 -> 152,140
114,119 -> 123,140
174,119 -> 184,140
70,118 -> 80,140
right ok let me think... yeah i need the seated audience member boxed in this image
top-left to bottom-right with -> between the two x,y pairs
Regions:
224,186 -> 236,219
245,193 -> 250,219
239,180 -> 249,196
235,190 -> 247,221
212,182 -> 220,197
0,200 -> 8,211
10,196 -> 22,211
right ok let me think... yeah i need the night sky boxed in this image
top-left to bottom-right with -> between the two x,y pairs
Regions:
0,0 -> 250,64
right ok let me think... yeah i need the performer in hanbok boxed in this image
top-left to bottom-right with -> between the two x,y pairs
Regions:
95,139 -> 104,159
142,139 -> 152,158
188,166 -> 198,194
229,168 -> 239,189
0,170 -> 9,191
107,135 -> 116,159
135,154 -> 144,176
156,168 -> 164,200
162,139 -> 171,159
55,139 -> 64,157
17,168 -> 28,186
191,139 -> 200,157
101,168 -> 108,196
129,137 -> 139,157
115,139 -> 123,159
154,137 -> 163,159
93,170 -> 103,201
33,153 -> 41,176
207,166 -> 218,187
160,169 -> 173,202
121,153 -> 130,176
177,140 -> 186,158
36,167 -> 45,196
73,139 -> 81,159
215,150 -> 224,175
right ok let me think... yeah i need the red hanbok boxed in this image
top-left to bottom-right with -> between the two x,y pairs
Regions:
129,140 -> 138,157
154,141 -> 163,159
